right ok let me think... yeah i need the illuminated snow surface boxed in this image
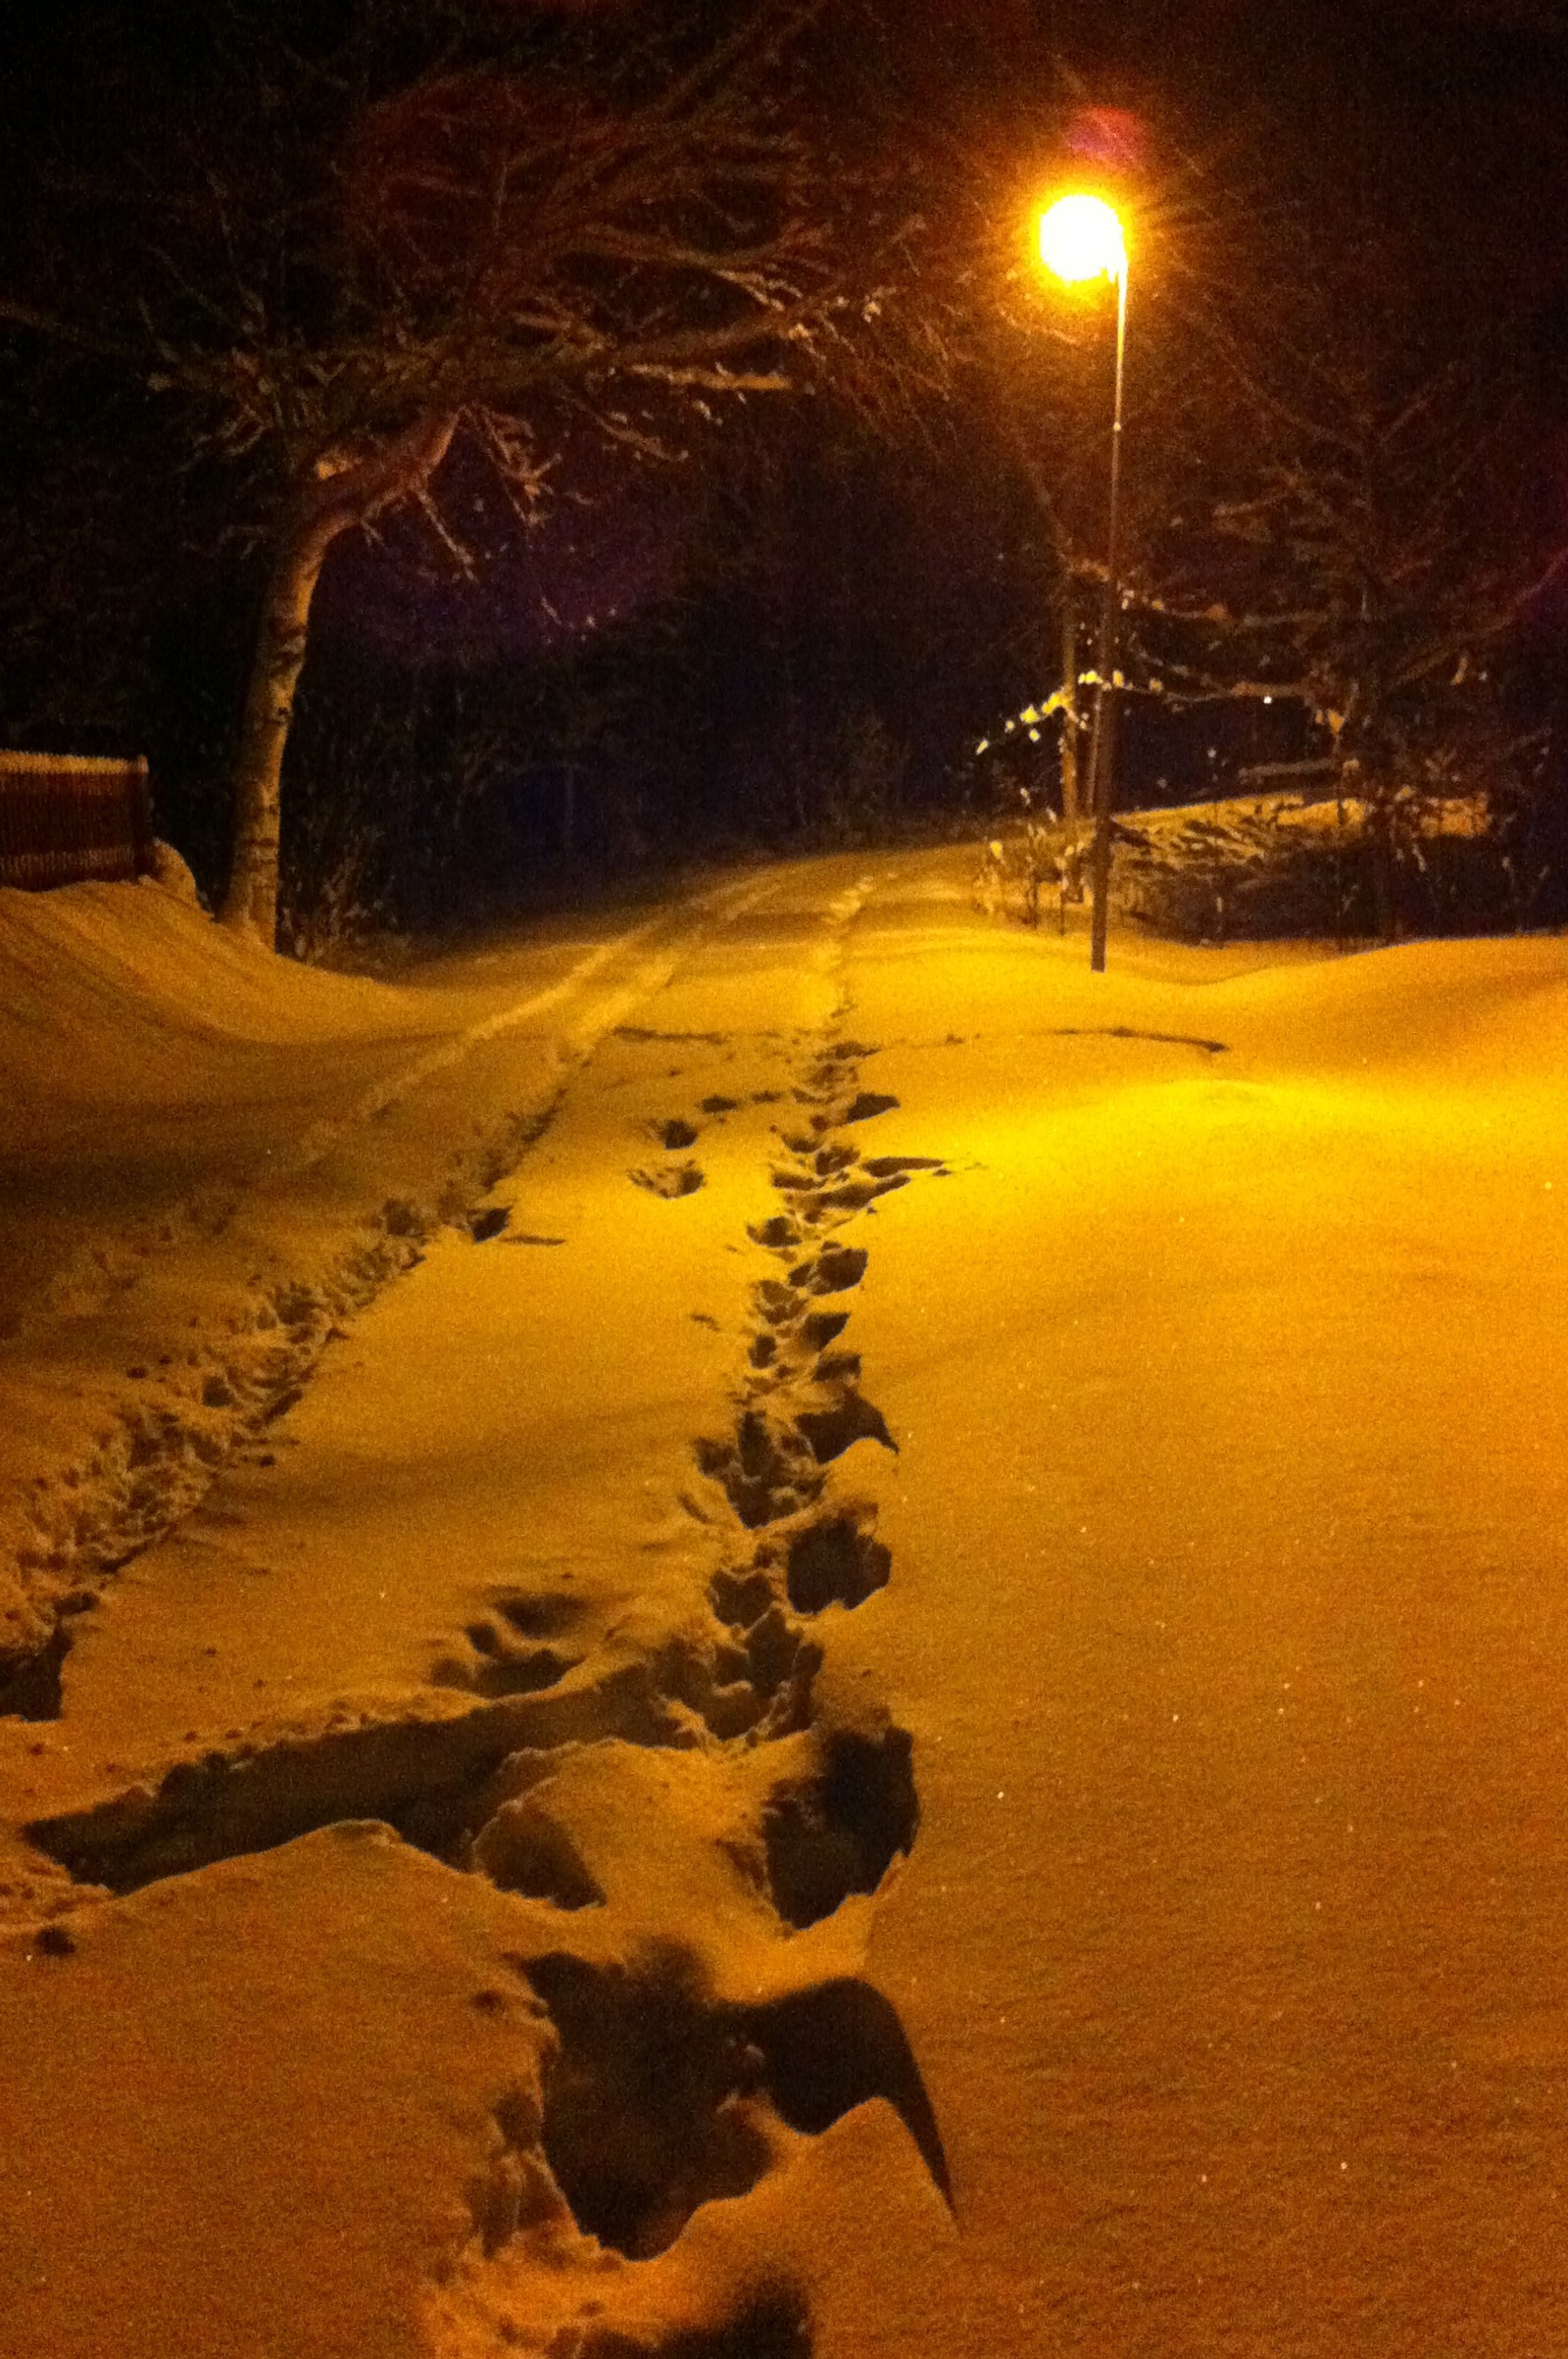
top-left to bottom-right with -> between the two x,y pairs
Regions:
1,847 -> 1566,2357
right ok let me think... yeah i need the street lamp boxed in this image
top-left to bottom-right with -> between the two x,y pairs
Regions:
1038,192 -> 1127,973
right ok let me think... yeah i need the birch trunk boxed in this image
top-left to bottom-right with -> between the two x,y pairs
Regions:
220,413 -> 459,945
220,523 -> 337,941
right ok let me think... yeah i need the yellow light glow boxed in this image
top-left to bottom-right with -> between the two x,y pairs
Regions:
1039,193 -> 1126,285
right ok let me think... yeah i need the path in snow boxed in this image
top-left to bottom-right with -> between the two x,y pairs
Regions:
1,856 -> 965,2357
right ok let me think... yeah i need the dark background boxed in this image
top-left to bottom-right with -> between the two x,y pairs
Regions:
2,0 -> 1565,941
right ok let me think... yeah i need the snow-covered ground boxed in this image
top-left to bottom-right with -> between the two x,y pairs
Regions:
2,851 -> 1566,2357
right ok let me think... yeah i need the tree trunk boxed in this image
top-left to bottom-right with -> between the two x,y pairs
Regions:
220,412 -> 459,945
1368,797 -> 1399,944
220,525 -> 337,942
1058,591 -> 1080,825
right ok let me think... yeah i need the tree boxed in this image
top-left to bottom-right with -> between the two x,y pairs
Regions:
2,0 -> 904,943
1110,128 -> 1568,930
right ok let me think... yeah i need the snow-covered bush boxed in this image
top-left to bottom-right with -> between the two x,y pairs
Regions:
1109,788 -> 1544,943
971,777 -> 1560,947
971,783 -> 1083,929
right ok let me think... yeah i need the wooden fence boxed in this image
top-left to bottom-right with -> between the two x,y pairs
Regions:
0,752 -> 154,891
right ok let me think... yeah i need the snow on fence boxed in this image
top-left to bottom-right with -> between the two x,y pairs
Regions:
0,751 -> 154,891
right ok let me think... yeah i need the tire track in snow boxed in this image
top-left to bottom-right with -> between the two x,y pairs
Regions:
0,872 -> 789,1710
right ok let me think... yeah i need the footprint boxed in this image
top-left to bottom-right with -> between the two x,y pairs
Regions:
748,1214 -> 803,1252
696,1411 -> 824,1528
762,1725 -> 918,1929
521,1944 -> 947,2267
431,1622 -> 578,1698
710,1567 -> 775,1629
789,1244 -> 868,1296
840,1092 -> 900,1125
490,1591 -> 585,1640
630,1162 -> 705,1199
650,1117 -> 701,1151
794,1391 -> 895,1464
811,1172 -> 909,1213
784,1508 -> 891,1614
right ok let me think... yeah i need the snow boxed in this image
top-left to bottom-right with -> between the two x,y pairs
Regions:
824,892 -> 1568,2353
0,866 -> 740,1685
2,849 -> 1566,2354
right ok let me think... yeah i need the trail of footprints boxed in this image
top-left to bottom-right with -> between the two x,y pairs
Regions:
24,1033 -> 952,2356
472,1032 -> 956,2331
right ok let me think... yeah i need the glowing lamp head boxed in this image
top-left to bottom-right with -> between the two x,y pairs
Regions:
1039,193 -> 1126,285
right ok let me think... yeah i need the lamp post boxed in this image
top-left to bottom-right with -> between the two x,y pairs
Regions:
1039,193 -> 1127,973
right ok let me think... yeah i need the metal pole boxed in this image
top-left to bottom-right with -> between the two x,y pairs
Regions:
1088,260 -> 1128,973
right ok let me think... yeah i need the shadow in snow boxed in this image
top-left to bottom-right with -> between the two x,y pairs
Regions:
1050,1025 -> 1228,1056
